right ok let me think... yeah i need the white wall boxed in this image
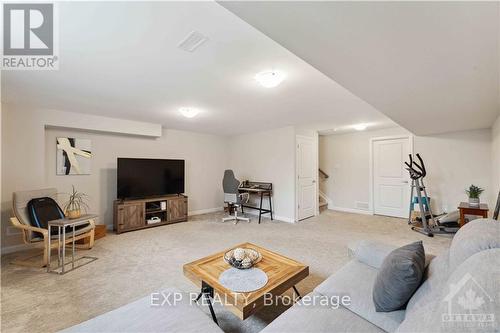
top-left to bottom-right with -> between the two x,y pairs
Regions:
1,106 -> 303,251
414,129 -> 492,213
492,115 -> 500,205
319,126 -> 493,215
1,105 -> 228,250
228,126 -> 296,222
319,127 -> 410,213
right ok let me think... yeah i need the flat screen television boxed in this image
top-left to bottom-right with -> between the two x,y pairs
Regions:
117,158 -> 185,199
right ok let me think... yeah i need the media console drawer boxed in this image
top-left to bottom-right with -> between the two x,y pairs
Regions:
113,195 -> 188,234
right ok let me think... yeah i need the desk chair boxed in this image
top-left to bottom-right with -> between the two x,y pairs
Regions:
222,170 -> 250,224
494,191 -> 499,220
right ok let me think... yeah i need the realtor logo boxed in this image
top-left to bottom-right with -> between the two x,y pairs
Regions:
2,3 -> 58,69
442,273 -> 496,329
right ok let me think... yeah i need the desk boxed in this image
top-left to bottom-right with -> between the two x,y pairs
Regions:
458,202 -> 489,227
239,182 -> 273,224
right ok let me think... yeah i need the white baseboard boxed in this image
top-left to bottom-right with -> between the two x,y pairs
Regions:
241,209 -> 295,223
272,215 -> 295,223
329,205 -> 373,215
188,207 -> 223,216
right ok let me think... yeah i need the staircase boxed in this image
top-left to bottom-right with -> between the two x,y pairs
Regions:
319,196 -> 328,212
318,168 -> 331,212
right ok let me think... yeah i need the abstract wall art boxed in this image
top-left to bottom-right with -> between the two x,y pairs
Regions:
56,137 -> 92,175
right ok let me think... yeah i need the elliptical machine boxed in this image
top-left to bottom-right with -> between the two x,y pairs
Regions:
405,154 -> 459,237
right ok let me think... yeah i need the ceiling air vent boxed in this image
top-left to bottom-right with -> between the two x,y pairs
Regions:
178,31 -> 208,52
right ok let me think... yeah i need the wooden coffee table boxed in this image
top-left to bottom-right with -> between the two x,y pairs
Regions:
183,242 -> 309,322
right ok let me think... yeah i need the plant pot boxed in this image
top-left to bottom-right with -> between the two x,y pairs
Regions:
468,197 -> 480,207
67,209 -> 81,219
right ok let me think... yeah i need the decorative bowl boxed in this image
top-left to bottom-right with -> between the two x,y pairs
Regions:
223,247 -> 262,269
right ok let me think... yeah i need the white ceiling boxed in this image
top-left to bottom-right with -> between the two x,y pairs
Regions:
221,1 -> 500,135
1,1 -> 392,136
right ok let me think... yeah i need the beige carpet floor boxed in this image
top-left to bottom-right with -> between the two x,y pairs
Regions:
1,210 -> 452,333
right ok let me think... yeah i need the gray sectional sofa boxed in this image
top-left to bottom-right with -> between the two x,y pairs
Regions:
65,219 -> 499,333
263,219 -> 499,333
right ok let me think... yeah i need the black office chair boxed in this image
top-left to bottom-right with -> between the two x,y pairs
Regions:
222,170 -> 249,224
493,191 -> 500,220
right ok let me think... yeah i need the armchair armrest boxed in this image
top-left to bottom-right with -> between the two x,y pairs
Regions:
87,218 -> 96,229
348,240 -> 397,269
10,217 -> 48,235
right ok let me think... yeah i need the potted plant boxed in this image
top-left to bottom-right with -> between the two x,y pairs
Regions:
466,184 -> 484,207
63,185 -> 90,219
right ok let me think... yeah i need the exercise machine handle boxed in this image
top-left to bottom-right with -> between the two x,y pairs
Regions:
404,154 -> 413,170
415,153 -> 426,177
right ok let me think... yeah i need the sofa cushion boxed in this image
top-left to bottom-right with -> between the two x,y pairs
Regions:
396,248 -> 500,333
373,241 -> 426,312
349,240 -> 397,269
405,249 -> 450,317
438,248 -> 500,333
349,240 -> 435,269
315,260 -> 405,332
448,219 -> 500,272
60,288 -> 222,333
261,291 -> 385,333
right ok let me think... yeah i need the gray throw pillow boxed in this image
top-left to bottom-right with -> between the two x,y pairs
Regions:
373,241 -> 425,312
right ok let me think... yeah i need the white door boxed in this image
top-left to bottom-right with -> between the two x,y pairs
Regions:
297,136 -> 316,220
373,137 -> 411,218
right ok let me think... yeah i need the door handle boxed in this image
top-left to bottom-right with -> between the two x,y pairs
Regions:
402,180 -> 409,184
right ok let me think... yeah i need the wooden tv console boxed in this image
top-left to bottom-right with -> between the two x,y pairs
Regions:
113,195 -> 188,234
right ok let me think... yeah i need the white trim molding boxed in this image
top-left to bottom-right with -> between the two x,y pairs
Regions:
188,207 -> 223,216
330,206 -> 374,215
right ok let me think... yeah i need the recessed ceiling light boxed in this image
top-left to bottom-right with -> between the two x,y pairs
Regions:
353,124 -> 368,131
179,107 -> 200,118
255,70 -> 285,88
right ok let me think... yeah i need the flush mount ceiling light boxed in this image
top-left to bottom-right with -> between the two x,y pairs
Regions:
255,70 -> 285,88
352,124 -> 368,131
179,107 -> 200,118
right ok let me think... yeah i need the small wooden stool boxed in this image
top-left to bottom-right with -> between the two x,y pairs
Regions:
458,202 -> 489,227
77,224 -> 107,244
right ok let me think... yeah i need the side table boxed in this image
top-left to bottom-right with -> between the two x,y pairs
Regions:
457,202 -> 489,227
47,214 -> 98,274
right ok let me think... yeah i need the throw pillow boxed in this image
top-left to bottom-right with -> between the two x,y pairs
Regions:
373,241 -> 425,312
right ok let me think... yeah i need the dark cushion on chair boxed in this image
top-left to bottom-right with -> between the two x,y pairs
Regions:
373,241 -> 425,312
13,188 -> 58,241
